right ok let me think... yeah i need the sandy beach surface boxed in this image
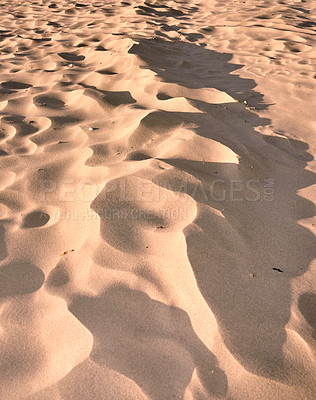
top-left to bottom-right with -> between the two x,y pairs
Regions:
0,0 -> 316,399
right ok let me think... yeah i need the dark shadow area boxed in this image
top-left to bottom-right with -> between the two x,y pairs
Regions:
129,38 -> 268,109
46,264 -> 70,289
33,95 -> 65,110
136,4 -> 185,18
58,52 -> 85,62
22,211 -> 50,228
1,81 -> 32,90
1,114 -> 38,136
0,261 -> 44,299
79,83 -> 136,108
97,68 -> 117,75
129,37 -> 316,382
298,292 -> 316,338
0,224 -> 7,262
69,285 -> 228,400
135,0 -> 199,29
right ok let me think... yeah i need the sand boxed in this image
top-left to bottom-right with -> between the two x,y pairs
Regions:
0,0 -> 315,399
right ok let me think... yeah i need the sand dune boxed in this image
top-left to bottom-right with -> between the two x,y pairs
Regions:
0,0 -> 315,399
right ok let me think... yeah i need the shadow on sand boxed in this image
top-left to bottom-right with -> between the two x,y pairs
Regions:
70,285 -> 228,399
129,37 -> 316,382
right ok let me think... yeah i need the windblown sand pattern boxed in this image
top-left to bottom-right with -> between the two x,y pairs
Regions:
0,0 -> 316,399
